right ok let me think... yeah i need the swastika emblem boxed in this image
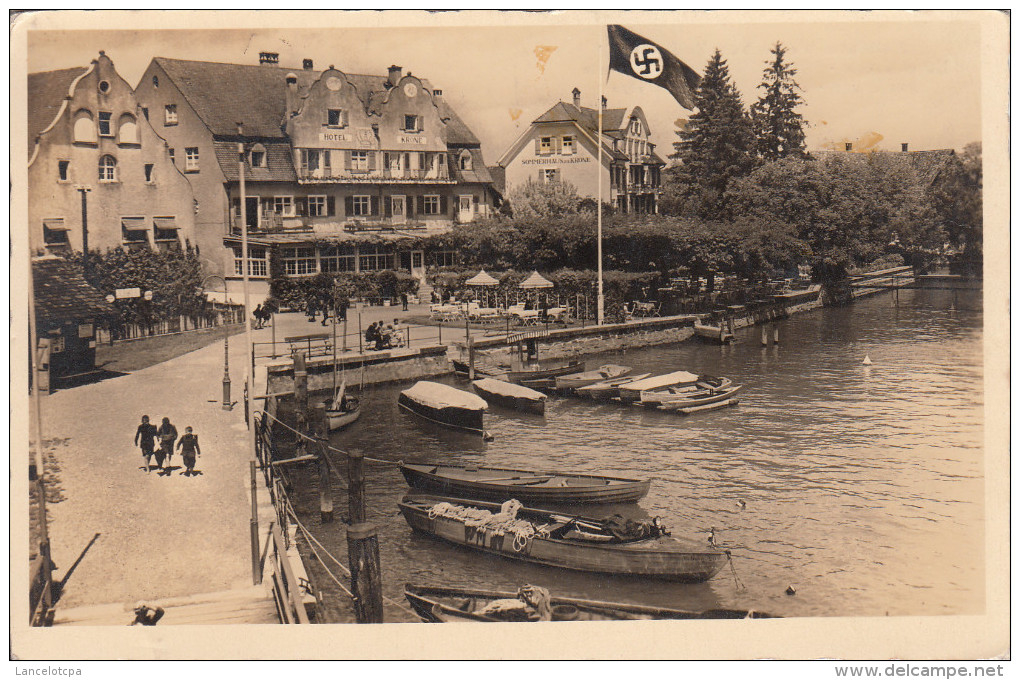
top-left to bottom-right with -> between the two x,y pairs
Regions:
630,44 -> 663,80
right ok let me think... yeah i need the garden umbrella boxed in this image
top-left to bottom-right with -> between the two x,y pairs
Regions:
519,271 -> 554,309
466,269 -> 499,307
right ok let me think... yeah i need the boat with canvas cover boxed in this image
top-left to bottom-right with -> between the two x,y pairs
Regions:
554,364 -> 632,392
404,584 -> 778,622
471,378 -> 546,415
398,495 -> 729,582
617,371 -> 701,403
398,381 -> 488,434
574,373 -> 652,400
399,463 -> 650,504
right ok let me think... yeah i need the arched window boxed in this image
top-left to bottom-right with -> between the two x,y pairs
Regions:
98,155 -> 117,182
73,110 -> 96,143
118,113 -> 138,144
458,150 -> 472,171
250,143 -> 267,168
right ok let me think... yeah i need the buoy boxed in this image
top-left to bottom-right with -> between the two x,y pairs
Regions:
482,431 -> 495,442
862,355 -> 872,366
736,499 -> 746,510
786,585 -> 797,596
708,527 -> 717,546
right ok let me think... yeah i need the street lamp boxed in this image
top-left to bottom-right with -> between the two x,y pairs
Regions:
202,275 -> 231,410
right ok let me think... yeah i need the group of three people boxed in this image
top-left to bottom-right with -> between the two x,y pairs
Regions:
365,319 -> 404,350
134,416 -> 201,476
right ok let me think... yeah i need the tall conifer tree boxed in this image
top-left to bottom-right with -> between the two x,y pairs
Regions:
663,49 -> 755,218
751,42 -> 807,163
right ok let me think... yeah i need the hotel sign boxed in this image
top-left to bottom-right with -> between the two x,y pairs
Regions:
520,157 -> 592,165
399,134 -> 428,145
318,128 -> 376,148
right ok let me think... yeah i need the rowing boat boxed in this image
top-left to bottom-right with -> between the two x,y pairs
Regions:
451,359 -> 507,380
399,463 -> 650,504
506,361 -> 585,385
554,364 -> 632,392
404,584 -> 779,622
323,381 -> 362,431
398,381 -> 488,435
471,378 -> 546,415
639,376 -> 734,407
617,371 -> 701,403
694,322 -> 735,344
657,385 -> 743,411
574,373 -> 651,400
398,495 -> 729,582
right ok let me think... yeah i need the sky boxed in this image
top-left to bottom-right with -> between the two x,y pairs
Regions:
21,11 -> 984,166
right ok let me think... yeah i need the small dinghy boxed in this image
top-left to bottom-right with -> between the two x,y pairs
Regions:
554,364 -> 632,392
505,361 -> 585,385
694,322 -> 736,344
324,380 -> 361,431
640,376 -> 734,407
575,373 -> 652,400
398,495 -> 729,582
657,385 -> 743,411
404,584 -> 779,622
617,371 -> 701,403
399,463 -> 650,504
398,381 -> 488,435
471,378 -> 546,415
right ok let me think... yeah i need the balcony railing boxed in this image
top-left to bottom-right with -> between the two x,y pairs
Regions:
344,219 -> 428,232
296,167 -> 452,183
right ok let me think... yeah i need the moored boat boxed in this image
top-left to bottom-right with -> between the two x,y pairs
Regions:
399,463 -> 650,504
398,381 -> 488,435
398,495 -> 729,582
617,371 -> 701,403
575,373 -> 652,400
506,360 -> 585,385
324,396 -> 361,431
471,378 -> 547,415
657,385 -> 743,411
639,376 -> 734,407
451,359 -> 507,380
404,584 -> 779,622
694,322 -> 735,344
554,364 -> 632,392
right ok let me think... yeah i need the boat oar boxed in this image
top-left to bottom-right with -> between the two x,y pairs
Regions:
472,475 -> 555,484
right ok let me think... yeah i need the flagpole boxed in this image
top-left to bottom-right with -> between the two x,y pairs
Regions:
596,32 -> 606,326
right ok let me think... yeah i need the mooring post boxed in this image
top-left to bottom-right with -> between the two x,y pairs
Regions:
312,404 -> 333,523
346,451 -> 383,623
467,335 -> 475,380
465,315 -> 470,347
761,326 -> 769,346
294,352 -> 308,456
773,326 -> 780,345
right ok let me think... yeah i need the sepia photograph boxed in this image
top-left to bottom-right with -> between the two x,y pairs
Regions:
9,9 -> 1009,664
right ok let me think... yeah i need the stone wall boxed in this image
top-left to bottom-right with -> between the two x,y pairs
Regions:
265,344 -> 450,393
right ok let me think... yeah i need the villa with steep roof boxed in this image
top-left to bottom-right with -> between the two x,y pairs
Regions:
497,88 -> 666,215
134,52 -> 494,301
27,52 -> 196,256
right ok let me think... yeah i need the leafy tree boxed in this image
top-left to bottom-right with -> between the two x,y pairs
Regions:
505,178 -> 585,219
751,42 -> 808,164
931,142 -> 982,274
662,49 -> 756,219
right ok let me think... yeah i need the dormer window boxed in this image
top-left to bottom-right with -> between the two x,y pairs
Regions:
327,109 -> 347,127
250,144 -> 267,168
458,151 -> 473,171
403,115 -> 420,132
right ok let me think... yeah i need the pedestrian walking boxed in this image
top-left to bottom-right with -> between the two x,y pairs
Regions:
252,303 -> 264,329
156,417 -> 178,469
134,415 -> 157,473
401,292 -> 409,311
177,426 -> 201,476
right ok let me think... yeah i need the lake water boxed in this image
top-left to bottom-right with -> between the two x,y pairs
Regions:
280,287 -> 984,622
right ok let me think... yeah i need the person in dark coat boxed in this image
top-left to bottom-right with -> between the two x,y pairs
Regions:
252,303 -> 264,329
156,417 -> 178,470
177,426 -> 201,476
134,415 -> 157,473
401,292 -> 409,311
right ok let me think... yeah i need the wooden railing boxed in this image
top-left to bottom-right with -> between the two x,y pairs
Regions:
265,522 -> 309,624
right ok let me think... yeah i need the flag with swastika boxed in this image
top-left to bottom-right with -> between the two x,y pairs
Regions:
607,25 -> 701,110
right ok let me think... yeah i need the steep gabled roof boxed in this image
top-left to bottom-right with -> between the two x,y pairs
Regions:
214,140 -> 297,181
27,66 -> 89,146
532,101 -> 628,134
33,257 -> 117,326
154,57 -> 483,146
450,148 -> 493,183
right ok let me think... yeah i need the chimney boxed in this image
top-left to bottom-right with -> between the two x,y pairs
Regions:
303,58 -> 314,70
901,142 -> 909,152
601,95 -> 608,110
387,65 -> 402,87
259,52 -> 279,66
571,87 -> 581,107
845,142 -> 853,152
285,73 -> 299,117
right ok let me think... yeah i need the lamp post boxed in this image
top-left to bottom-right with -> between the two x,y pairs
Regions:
75,185 -> 92,279
202,275 -> 231,410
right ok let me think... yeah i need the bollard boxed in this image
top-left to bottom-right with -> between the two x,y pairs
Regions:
346,451 -> 383,622
313,404 -> 333,523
